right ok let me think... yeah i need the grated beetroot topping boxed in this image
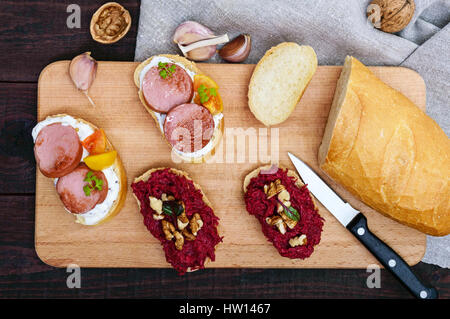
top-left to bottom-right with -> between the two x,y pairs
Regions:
244,168 -> 324,259
131,168 -> 222,275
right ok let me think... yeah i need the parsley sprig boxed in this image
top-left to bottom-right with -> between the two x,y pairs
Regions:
162,201 -> 184,217
83,171 -> 103,196
158,62 -> 176,79
197,84 -> 217,103
276,198 -> 300,221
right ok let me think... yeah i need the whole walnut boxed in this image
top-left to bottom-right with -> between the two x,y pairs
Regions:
367,0 -> 415,33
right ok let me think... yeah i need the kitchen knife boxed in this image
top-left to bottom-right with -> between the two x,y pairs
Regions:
287,152 -> 438,299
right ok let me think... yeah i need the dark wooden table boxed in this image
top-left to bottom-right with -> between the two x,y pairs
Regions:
0,0 -> 448,299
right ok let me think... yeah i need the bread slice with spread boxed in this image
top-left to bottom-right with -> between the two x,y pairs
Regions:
32,114 -> 127,226
134,54 -> 224,163
243,165 -> 324,259
131,167 -> 222,274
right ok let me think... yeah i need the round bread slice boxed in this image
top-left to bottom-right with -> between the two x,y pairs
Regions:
133,167 -> 221,273
248,42 -> 318,126
38,114 -> 127,226
243,165 -> 317,210
134,55 -> 224,163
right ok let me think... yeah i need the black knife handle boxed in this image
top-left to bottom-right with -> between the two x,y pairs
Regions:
347,213 -> 438,299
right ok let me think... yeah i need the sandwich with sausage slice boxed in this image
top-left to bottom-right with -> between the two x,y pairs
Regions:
32,114 -> 127,225
134,54 -> 224,163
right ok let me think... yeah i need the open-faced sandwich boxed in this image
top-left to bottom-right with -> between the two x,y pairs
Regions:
131,167 -> 222,274
243,165 -> 324,259
134,54 -> 224,163
32,114 -> 127,225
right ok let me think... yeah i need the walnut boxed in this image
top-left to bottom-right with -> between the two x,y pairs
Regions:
177,212 -> 189,230
266,216 -> 286,235
182,229 -> 196,241
173,231 -> 184,251
367,0 -> 415,33
289,234 -> 307,247
277,189 -> 290,202
280,211 -> 298,229
162,220 -> 176,241
266,179 -> 286,199
190,213 -> 203,236
90,2 -> 132,44
149,196 -> 162,214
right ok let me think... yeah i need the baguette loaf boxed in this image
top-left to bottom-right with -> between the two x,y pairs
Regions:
319,56 -> 450,236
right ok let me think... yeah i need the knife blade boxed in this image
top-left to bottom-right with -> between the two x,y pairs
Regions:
287,152 -> 438,299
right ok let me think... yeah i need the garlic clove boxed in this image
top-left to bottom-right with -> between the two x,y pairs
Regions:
173,21 -> 215,44
69,52 -> 97,107
173,21 -> 217,61
185,46 -> 217,61
219,34 -> 251,63
69,52 -> 97,92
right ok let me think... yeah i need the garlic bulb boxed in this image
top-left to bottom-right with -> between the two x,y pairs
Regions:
69,52 -> 97,107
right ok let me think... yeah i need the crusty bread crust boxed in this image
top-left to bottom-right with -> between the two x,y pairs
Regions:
133,167 -> 220,272
134,54 -> 224,163
248,42 -> 317,126
318,57 -> 450,236
44,114 -> 127,226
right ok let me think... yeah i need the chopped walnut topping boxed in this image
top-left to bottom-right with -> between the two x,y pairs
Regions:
266,215 -> 287,235
277,189 -> 290,202
190,213 -> 203,236
173,231 -> 184,251
289,234 -> 307,247
182,228 -> 196,241
149,196 -> 163,214
162,220 -> 176,241
266,179 -> 286,199
280,211 -> 298,229
177,212 -> 189,230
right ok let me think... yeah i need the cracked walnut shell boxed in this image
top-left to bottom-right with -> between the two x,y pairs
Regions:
90,2 -> 131,44
367,0 -> 415,33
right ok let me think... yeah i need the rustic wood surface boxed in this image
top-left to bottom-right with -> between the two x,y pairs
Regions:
0,0 -> 448,298
36,61 -> 426,269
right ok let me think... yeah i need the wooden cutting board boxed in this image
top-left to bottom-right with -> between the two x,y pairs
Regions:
35,61 -> 427,268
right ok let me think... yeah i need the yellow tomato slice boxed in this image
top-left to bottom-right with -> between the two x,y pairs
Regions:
193,74 -> 223,115
84,150 -> 117,171
202,92 -> 223,115
193,74 -> 219,91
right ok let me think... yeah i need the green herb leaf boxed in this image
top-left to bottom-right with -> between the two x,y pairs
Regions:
83,171 -> 103,196
158,62 -> 176,79
276,198 -> 300,222
162,203 -> 173,216
208,87 -> 217,96
84,171 -> 93,182
159,70 -> 167,79
83,184 -> 92,196
285,206 -> 300,221
161,201 -> 184,217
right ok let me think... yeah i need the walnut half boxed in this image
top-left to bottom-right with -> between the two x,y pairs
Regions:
90,2 -> 131,44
